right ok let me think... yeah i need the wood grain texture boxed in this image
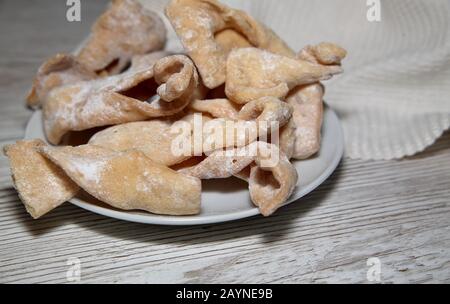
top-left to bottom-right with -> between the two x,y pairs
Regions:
0,0 -> 449,284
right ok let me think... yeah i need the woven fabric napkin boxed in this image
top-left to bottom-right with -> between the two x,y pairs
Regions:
141,0 -> 450,160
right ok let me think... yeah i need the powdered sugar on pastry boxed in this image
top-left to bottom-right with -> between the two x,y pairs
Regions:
180,141 -> 298,216
189,98 -> 241,120
26,53 -> 97,108
76,0 -> 166,75
284,43 -> 347,159
286,84 -> 325,160
66,156 -> 108,184
165,0 -> 294,89
225,47 -> 343,104
43,55 -> 202,144
3,140 -> 79,219
40,145 -> 202,216
89,118 -> 193,166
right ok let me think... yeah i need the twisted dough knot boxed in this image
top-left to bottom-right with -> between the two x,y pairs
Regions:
43,54 -> 204,144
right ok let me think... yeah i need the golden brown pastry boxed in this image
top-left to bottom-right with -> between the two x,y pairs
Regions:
200,97 -> 292,152
88,112 -> 212,166
248,158 -> 298,217
278,119 -> 297,159
286,84 -> 324,160
285,43 -> 346,159
76,0 -> 166,75
90,97 -> 291,165
129,51 -> 171,71
299,42 -> 347,66
189,98 -> 241,121
40,145 -> 202,216
178,141 -> 262,179
238,96 -> 293,135
89,116 -> 195,166
43,55 -> 202,145
225,47 -> 343,104
26,53 -> 97,108
179,142 -> 298,216
3,140 -> 79,219
165,0 -> 295,89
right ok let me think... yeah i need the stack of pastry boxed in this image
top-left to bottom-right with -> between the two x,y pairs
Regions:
4,0 -> 346,219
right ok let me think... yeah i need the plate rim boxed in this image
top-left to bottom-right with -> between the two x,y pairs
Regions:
25,106 -> 344,226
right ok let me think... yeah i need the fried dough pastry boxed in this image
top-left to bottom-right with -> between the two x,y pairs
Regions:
192,95 -> 292,123
179,141 -> 266,179
179,142 -> 298,216
3,140 -> 79,219
90,98 -> 291,165
238,97 -> 293,134
298,42 -> 347,66
225,48 -> 343,104
284,43 -> 346,159
43,55 -> 202,145
40,145 -> 201,216
189,99 -> 241,120
76,0 -> 166,75
278,119 -> 297,160
200,97 -> 292,152
89,117 -> 193,166
129,51 -> 171,71
248,158 -> 297,217
165,0 -> 295,89
286,84 -> 324,160
26,54 -> 97,108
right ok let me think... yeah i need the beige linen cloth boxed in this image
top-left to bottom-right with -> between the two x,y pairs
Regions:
140,0 -> 450,160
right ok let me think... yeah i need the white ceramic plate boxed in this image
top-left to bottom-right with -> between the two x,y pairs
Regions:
25,107 -> 343,225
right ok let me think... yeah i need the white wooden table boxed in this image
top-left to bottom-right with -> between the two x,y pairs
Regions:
0,0 -> 449,284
